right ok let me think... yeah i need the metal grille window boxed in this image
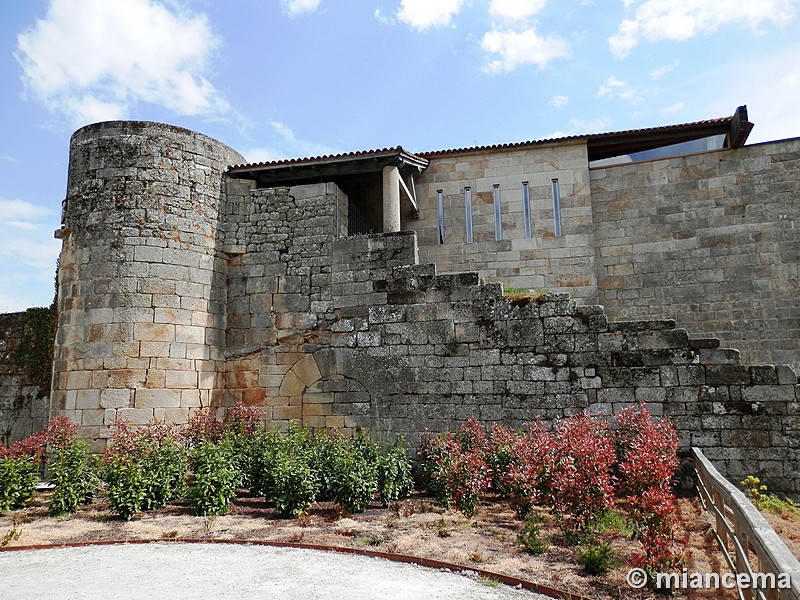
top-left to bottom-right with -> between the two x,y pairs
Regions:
551,178 -> 562,237
437,190 -> 445,244
464,187 -> 474,243
347,198 -> 374,236
493,184 -> 502,241
522,181 -> 532,238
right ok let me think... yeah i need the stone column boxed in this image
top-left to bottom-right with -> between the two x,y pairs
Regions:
382,165 -> 401,233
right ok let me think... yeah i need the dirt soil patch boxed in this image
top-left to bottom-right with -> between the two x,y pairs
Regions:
0,491 -> 750,600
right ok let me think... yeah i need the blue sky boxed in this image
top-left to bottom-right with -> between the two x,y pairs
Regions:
1,0 -> 799,312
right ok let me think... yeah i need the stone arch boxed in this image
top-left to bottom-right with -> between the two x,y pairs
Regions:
278,348 -> 396,431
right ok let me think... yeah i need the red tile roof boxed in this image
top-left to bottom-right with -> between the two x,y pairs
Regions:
228,146 -> 427,172
226,107 -> 750,171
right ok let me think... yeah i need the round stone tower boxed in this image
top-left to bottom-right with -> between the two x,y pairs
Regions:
51,121 -> 244,445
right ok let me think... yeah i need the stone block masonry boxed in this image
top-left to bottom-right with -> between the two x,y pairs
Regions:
29,120 -> 800,497
591,140 -> 800,370
50,121 -> 244,448
0,312 -> 51,445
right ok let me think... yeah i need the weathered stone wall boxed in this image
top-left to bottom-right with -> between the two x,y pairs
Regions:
0,311 -> 52,445
591,140 -> 800,369
51,121 -> 244,445
220,181 -> 346,421
40,121 -> 800,497
591,139 -> 800,367
407,142 -> 597,301
264,230 -> 798,495
407,139 -> 799,369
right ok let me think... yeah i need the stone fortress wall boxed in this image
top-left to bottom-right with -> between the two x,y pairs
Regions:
1,120 -> 797,496
406,139 -> 800,370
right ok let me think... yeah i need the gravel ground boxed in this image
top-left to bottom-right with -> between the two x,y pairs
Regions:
0,543 -> 551,600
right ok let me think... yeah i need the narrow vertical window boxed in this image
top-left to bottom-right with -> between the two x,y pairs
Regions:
493,184 -> 502,241
551,178 -> 562,237
436,190 -> 445,244
464,187 -> 474,243
522,181 -> 532,239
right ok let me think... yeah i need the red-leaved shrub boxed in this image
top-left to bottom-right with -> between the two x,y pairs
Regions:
549,412 -> 616,534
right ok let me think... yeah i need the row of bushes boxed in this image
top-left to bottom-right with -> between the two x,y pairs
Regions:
0,408 -> 413,520
418,406 -> 685,574
2,405 -> 685,575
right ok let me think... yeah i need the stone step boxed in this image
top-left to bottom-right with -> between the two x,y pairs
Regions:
699,348 -> 740,365
689,337 -> 721,350
608,319 -> 676,332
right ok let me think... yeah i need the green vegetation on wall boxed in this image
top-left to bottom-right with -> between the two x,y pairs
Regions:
11,306 -> 57,397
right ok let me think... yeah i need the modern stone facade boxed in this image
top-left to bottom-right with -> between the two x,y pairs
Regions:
1,113 -> 797,494
406,137 -> 799,371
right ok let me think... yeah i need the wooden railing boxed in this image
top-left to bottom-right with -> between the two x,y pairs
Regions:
693,448 -> 800,600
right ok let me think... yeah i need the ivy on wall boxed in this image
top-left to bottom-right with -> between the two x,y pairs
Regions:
11,306 -> 57,398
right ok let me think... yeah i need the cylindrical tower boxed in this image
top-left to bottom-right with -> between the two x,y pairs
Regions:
51,121 -> 244,445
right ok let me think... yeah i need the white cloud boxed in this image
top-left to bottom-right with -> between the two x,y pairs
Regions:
650,59 -> 679,80
546,116 -> 614,139
662,101 -> 686,114
597,76 -> 626,97
489,0 -> 547,21
283,0 -> 322,16
374,8 -> 395,26
596,75 -> 641,102
397,0 -> 466,30
15,0 -> 229,126
610,0 -> 797,58
0,198 -> 61,312
242,121 -> 338,164
715,45 -> 800,144
550,94 -> 569,108
482,27 -> 570,73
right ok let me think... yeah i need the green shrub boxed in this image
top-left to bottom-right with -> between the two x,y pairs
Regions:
741,475 -> 800,515
0,457 -> 38,511
594,509 -> 632,536
375,436 -> 413,504
265,451 -> 319,518
141,437 -> 187,510
245,430 -> 284,497
352,429 -> 380,464
307,432 -> 347,501
102,421 -> 188,518
104,454 -> 146,520
517,512 -> 548,555
189,440 -> 239,516
49,437 -> 100,515
330,449 -> 377,513
579,543 -> 619,575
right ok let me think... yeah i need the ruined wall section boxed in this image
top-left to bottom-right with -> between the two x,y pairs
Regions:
52,122 -> 244,443
0,311 -> 52,445
270,231 -> 800,494
407,141 -> 597,301
220,181 -> 357,422
592,139 -> 800,369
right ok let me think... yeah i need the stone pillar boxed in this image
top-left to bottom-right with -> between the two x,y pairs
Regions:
382,165 -> 401,233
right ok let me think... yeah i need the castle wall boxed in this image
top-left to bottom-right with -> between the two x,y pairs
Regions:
279,230 -> 800,496
51,121 -> 244,445
407,142 -> 597,302
0,311 -> 52,445
591,139 -> 800,369
220,181 -> 347,422
32,121 -> 799,496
